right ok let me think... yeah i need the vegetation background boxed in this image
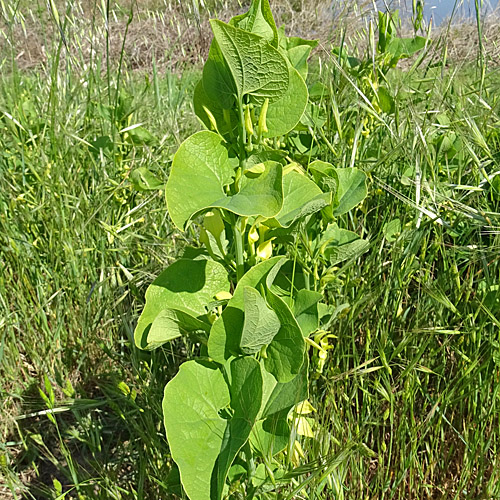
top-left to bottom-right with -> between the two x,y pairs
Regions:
1,0 -> 499,498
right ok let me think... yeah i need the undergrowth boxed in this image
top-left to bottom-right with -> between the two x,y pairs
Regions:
0,1 -> 499,499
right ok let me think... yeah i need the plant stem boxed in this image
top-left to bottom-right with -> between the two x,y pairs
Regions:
304,271 -> 311,290
238,97 -> 247,168
234,219 -> 245,282
242,440 -> 256,481
474,0 -> 486,96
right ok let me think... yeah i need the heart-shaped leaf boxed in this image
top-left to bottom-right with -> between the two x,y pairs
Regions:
230,0 -> 278,46
265,170 -> 330,228
134,258 -> 229,349
261,354 -> 309,418
208,257 -> 283,363
251,357 -> 308,458
264,65 -> 308,138
240,287 -> 281,354
264,287 -> 305,383
146,308 -> 210,349
280,34 -> 318,81
224,161 -> 283,218
292,289 -> 322,336
250,411 -> 290,458
166,131 -> 233,229
166,131 -> 284,230
212,357 -> 263,499
205,20 -> 288,104
309,161 -> 368,216
163,361 -> 230,500
320,224 -> 369,266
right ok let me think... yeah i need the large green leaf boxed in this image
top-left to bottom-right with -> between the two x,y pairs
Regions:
265,170 -> 330,228
264,259 -> 307,298
240,287 -> 281,355
251,358 -> 308,457
281,36 -> 318,81
206,20 -> 288,104
134,258 -> 229,349
223,161 -> 283,218
147,308 -> 210,349
309,161 -> 368,216
208,308 -> 244,364
166,131 -> 232,230
319,224 -> 369,267
386,36 -> 427,60
292,289 -> 322,336
208,258 -> 283,363
264,288 -> 305,383
166,131 -> 284,230
261,355 -> 308,418
333,167 -> 368,215
203,39 -> 237,109
252,260 -> 305,382
230,257 -> 284,308
163,361 -> 230,500
212,357 -> 263,499
250,412 -> 290,458
264,65 -> 308,138
206,258 -> 310,374
230,0 -> 278,46
251,260 -> 320,336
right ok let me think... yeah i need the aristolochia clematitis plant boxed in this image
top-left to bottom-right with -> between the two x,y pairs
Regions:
133,1 -> 369,498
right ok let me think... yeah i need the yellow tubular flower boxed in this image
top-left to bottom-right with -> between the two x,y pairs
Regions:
295,417 -> 314,437
203,105 -> 219,133
203,210 -> 224,239
258,98 -> 269,135
248,225 -> 259,244
291,440 -> 305,467
244,105 -> 254,136
257,238 -> 275,260
295,400 -> 317,415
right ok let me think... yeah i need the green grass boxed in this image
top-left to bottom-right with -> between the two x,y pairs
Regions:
1,1 -> 500,499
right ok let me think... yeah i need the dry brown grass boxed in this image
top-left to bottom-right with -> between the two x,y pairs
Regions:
0,0 -> 333,72
2,0 -> 499,74
441,18 -> 500,64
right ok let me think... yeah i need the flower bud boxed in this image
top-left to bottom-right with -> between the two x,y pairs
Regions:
258,98 -> 269,135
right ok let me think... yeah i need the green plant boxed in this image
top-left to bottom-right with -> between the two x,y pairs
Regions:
1,1 -> 499,498
132,1 -> 369,498
332,10 -> 429,122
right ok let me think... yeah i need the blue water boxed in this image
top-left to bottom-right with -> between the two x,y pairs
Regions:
378,0 -> 499,25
